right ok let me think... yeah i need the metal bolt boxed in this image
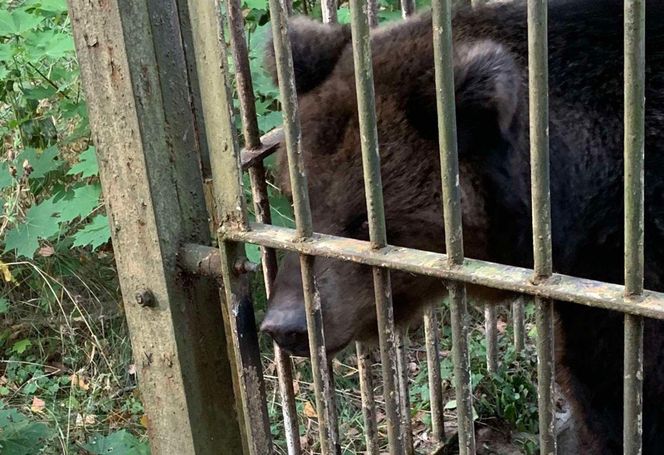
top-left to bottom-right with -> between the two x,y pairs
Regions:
135,289 -> 155,307
234,258 -> 260,274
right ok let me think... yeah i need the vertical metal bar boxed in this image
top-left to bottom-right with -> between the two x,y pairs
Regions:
225,0 -> 301,452
226,0 -> 261,149
623,0 -> 646,454
349,0 -> 404,452
356,342 -> 379,454
282,0 -> 293,15
512,298 -> 526,352
396,331 -> 414,454
424,306 -> 445,443
367,0 -> 378,28
322,0 -> 338,24
527,1 -> 557,454
251,166 -> 301,455
267,0 -> 339,452
250,165 -> 301,455
484,305 -> 498,373
401,0 -> 415,18
187,0 -> 276,453
431,0 -> 475,453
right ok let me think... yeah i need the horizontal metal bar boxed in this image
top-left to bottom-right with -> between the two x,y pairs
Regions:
240,127 -> 284,170
212,223 -> 664,319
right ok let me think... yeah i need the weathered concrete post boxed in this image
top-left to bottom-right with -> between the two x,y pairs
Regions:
67,0 -> 243,453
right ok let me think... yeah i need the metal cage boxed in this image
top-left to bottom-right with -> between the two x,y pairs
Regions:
68,0 -> 657,453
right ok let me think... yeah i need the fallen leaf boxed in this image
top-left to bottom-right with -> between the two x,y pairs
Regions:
31,396 -> 46,413
140,414 -> 149,428
38,245 -> 55,257
303,401 -> 317,418
70,373 -> 90,391
0,260 -> 15,283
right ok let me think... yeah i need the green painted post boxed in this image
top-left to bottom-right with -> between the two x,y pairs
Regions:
67,0 -> 244,452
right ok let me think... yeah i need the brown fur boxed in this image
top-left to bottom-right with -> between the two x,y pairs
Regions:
260,1 -> 664,452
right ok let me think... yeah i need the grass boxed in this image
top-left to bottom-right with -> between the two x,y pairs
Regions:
252,264 -> 541,454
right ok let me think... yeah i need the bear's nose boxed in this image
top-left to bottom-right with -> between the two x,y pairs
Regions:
260,310 -> 309,356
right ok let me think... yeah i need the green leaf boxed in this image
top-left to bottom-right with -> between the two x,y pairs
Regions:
72,214 -> 110,250
22,85 -> 57,101
0,298 -> 8,314
0,165 -> 15,191
11,339 -> 32,354
245,244 -> 261,264
82,430 -> 151,455
24,29 -> 74,60
25,198 -> 60,237
257,111 -> 282,135
56,184 -> 101,222
18,146 -> 61,179
0,42 -> 13,61
243,0 -> 267,10
0,408 -> 51,455
3,225 -> 39,258
4,197 -> 62,258
337,7 -> 351,24
67,146 -> 98,178
29,0 -> 68,13
0,9 -> 44,36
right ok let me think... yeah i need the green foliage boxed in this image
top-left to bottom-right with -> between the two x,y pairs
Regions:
82,430 -> 151,455
0,408 -> 51,455
1,0 -> 109,260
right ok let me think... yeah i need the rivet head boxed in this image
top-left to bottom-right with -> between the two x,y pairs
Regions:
135,289 -> 155,307
234,258 -> 260,274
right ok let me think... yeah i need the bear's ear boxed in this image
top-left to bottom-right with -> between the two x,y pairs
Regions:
264,16 -> 352,95
408,40 -> 521,150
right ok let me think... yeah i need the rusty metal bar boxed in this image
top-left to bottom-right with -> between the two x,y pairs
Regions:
396,331 -> 414,454
224,0 -> 301,451
512,298 -> 526,352
226,0 -> 260,149
322,0 -> 338,23
470,0 -> 499,379
213,224 -> 664,319
431,0 -> 475,453
527,0 -> 557,453
241,127 -> 284,170
187,0 -> 275,453
423,306 -> 445,443
368,0 -> 378,27
484,304 -> 498,373
356,342 -> 379,454
250,165 -> 301,455
401,0 -> 415,18
266,0 -> 339,451
623,0 -> 646,453
349,0 -> 404,452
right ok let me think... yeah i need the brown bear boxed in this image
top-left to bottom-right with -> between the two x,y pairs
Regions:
259,0 -> 664,453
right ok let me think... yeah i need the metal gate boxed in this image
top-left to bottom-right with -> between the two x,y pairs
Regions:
68,0 -> 662,453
